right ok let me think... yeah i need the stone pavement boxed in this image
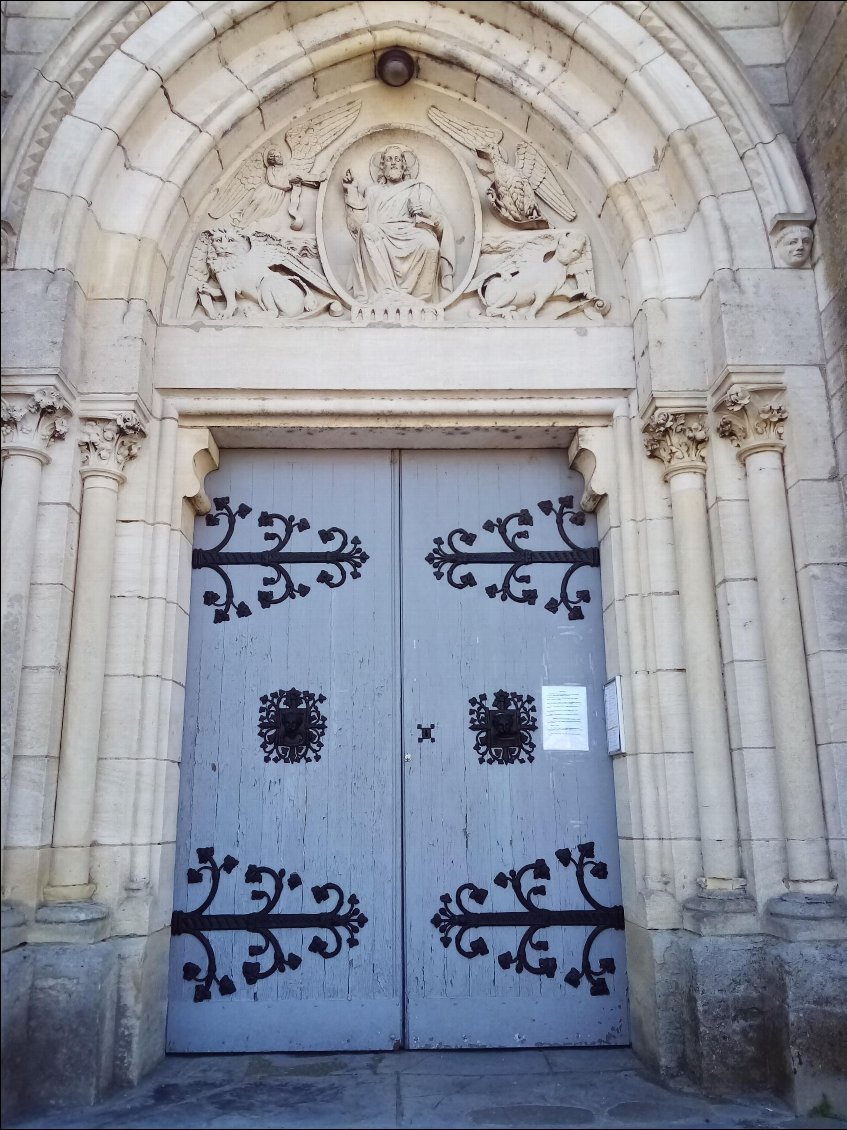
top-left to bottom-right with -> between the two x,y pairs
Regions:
8,1048 -> 846,1130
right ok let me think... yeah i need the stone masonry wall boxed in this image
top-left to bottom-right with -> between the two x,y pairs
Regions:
783,1 -> 846,492
692,1 -> 846,491
0,1 -> 86,124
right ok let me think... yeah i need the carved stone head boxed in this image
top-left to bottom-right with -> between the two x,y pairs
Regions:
773,223 -> 814,268
374,145 -> 416,184
555,229 -> 588,265
207,228 -> 250,260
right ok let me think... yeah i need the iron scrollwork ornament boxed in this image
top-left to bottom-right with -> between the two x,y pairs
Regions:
469,690 -> 537,765
426,496 -> 598,618
193,497 -> 369,623
171,847 -> 368,1002
431,842 -> 623,995
258,687 -> 327,764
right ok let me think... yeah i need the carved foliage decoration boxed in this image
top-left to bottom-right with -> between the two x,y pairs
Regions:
78,411 -> 146,473
643,411 -> 708,469
716,386 -> 788,454
1,387 -> 70,452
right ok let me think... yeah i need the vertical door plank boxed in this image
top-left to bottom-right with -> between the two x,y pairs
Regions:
168,450 -> 402,1052
401,450 -> 628,1048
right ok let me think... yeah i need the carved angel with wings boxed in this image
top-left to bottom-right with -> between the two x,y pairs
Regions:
209,100 -> 361,231
428,105 -> 576,229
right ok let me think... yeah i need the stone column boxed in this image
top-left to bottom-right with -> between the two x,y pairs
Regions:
716,386 -> 835,897
43,412 -> 147,903
1,388 -> 71,855
643,410 -> 745,892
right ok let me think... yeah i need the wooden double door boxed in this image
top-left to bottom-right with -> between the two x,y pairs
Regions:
167,449 -> 628,1052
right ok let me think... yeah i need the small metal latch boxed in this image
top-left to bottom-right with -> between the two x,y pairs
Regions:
417,724 -> 435,743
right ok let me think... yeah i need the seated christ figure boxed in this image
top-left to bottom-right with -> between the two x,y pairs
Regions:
342,145 -> 455,304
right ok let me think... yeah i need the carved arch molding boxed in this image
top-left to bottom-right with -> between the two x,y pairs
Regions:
2,2 -> 813,302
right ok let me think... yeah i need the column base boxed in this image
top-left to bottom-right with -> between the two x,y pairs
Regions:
683,887 -> 760,936
42,881 -> 97,903
636,887 -> 681,929
697,875 -> 748,891
766,893 -> 847,941
787,878 -> 839,895
31,900 -> 110,944
1,904 -> 27,952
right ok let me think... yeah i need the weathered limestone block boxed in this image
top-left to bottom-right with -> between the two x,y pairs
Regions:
708,270 -> 824,372
777,941 -> 847,1113
0,269 -> 83,374
19,937 -> 119,1110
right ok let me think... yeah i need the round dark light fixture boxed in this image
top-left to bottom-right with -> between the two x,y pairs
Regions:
377,48 -> 415,87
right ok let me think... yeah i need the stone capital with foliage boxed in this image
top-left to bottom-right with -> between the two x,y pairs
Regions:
643,410 -> 708,476
79,412 -> 147,476
1,387 -> 71,457
715,386 -> 788,459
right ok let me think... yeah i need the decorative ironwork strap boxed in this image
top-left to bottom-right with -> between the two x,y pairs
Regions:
431,843 -> 623,995
426,496 -> 598,617
171,848 -> 368,1002
193,497 -> 369,623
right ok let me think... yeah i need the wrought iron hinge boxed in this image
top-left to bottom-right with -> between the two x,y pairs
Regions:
426,496 -> 598,617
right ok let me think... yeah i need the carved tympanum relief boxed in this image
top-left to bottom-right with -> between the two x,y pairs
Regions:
176,91 -> 613,326
427,106 -> 576,230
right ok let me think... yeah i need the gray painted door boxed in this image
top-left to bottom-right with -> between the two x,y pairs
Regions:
167,450 -> 402,1052
168,448 -> 626,1052
401,450 -> 628,1047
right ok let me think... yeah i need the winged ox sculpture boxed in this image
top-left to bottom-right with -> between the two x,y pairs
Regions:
428,105 -> 577,229
209,100 -> 361,231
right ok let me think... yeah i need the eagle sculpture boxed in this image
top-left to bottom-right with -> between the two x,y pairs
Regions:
209,100 -> 361,231
428,105 -> 576,229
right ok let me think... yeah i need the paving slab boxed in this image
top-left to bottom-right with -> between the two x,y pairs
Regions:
6,1050 -> 846,1130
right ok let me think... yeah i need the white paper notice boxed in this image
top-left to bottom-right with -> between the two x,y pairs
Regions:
604,676 -> 623,754
542,685 -> 589,751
